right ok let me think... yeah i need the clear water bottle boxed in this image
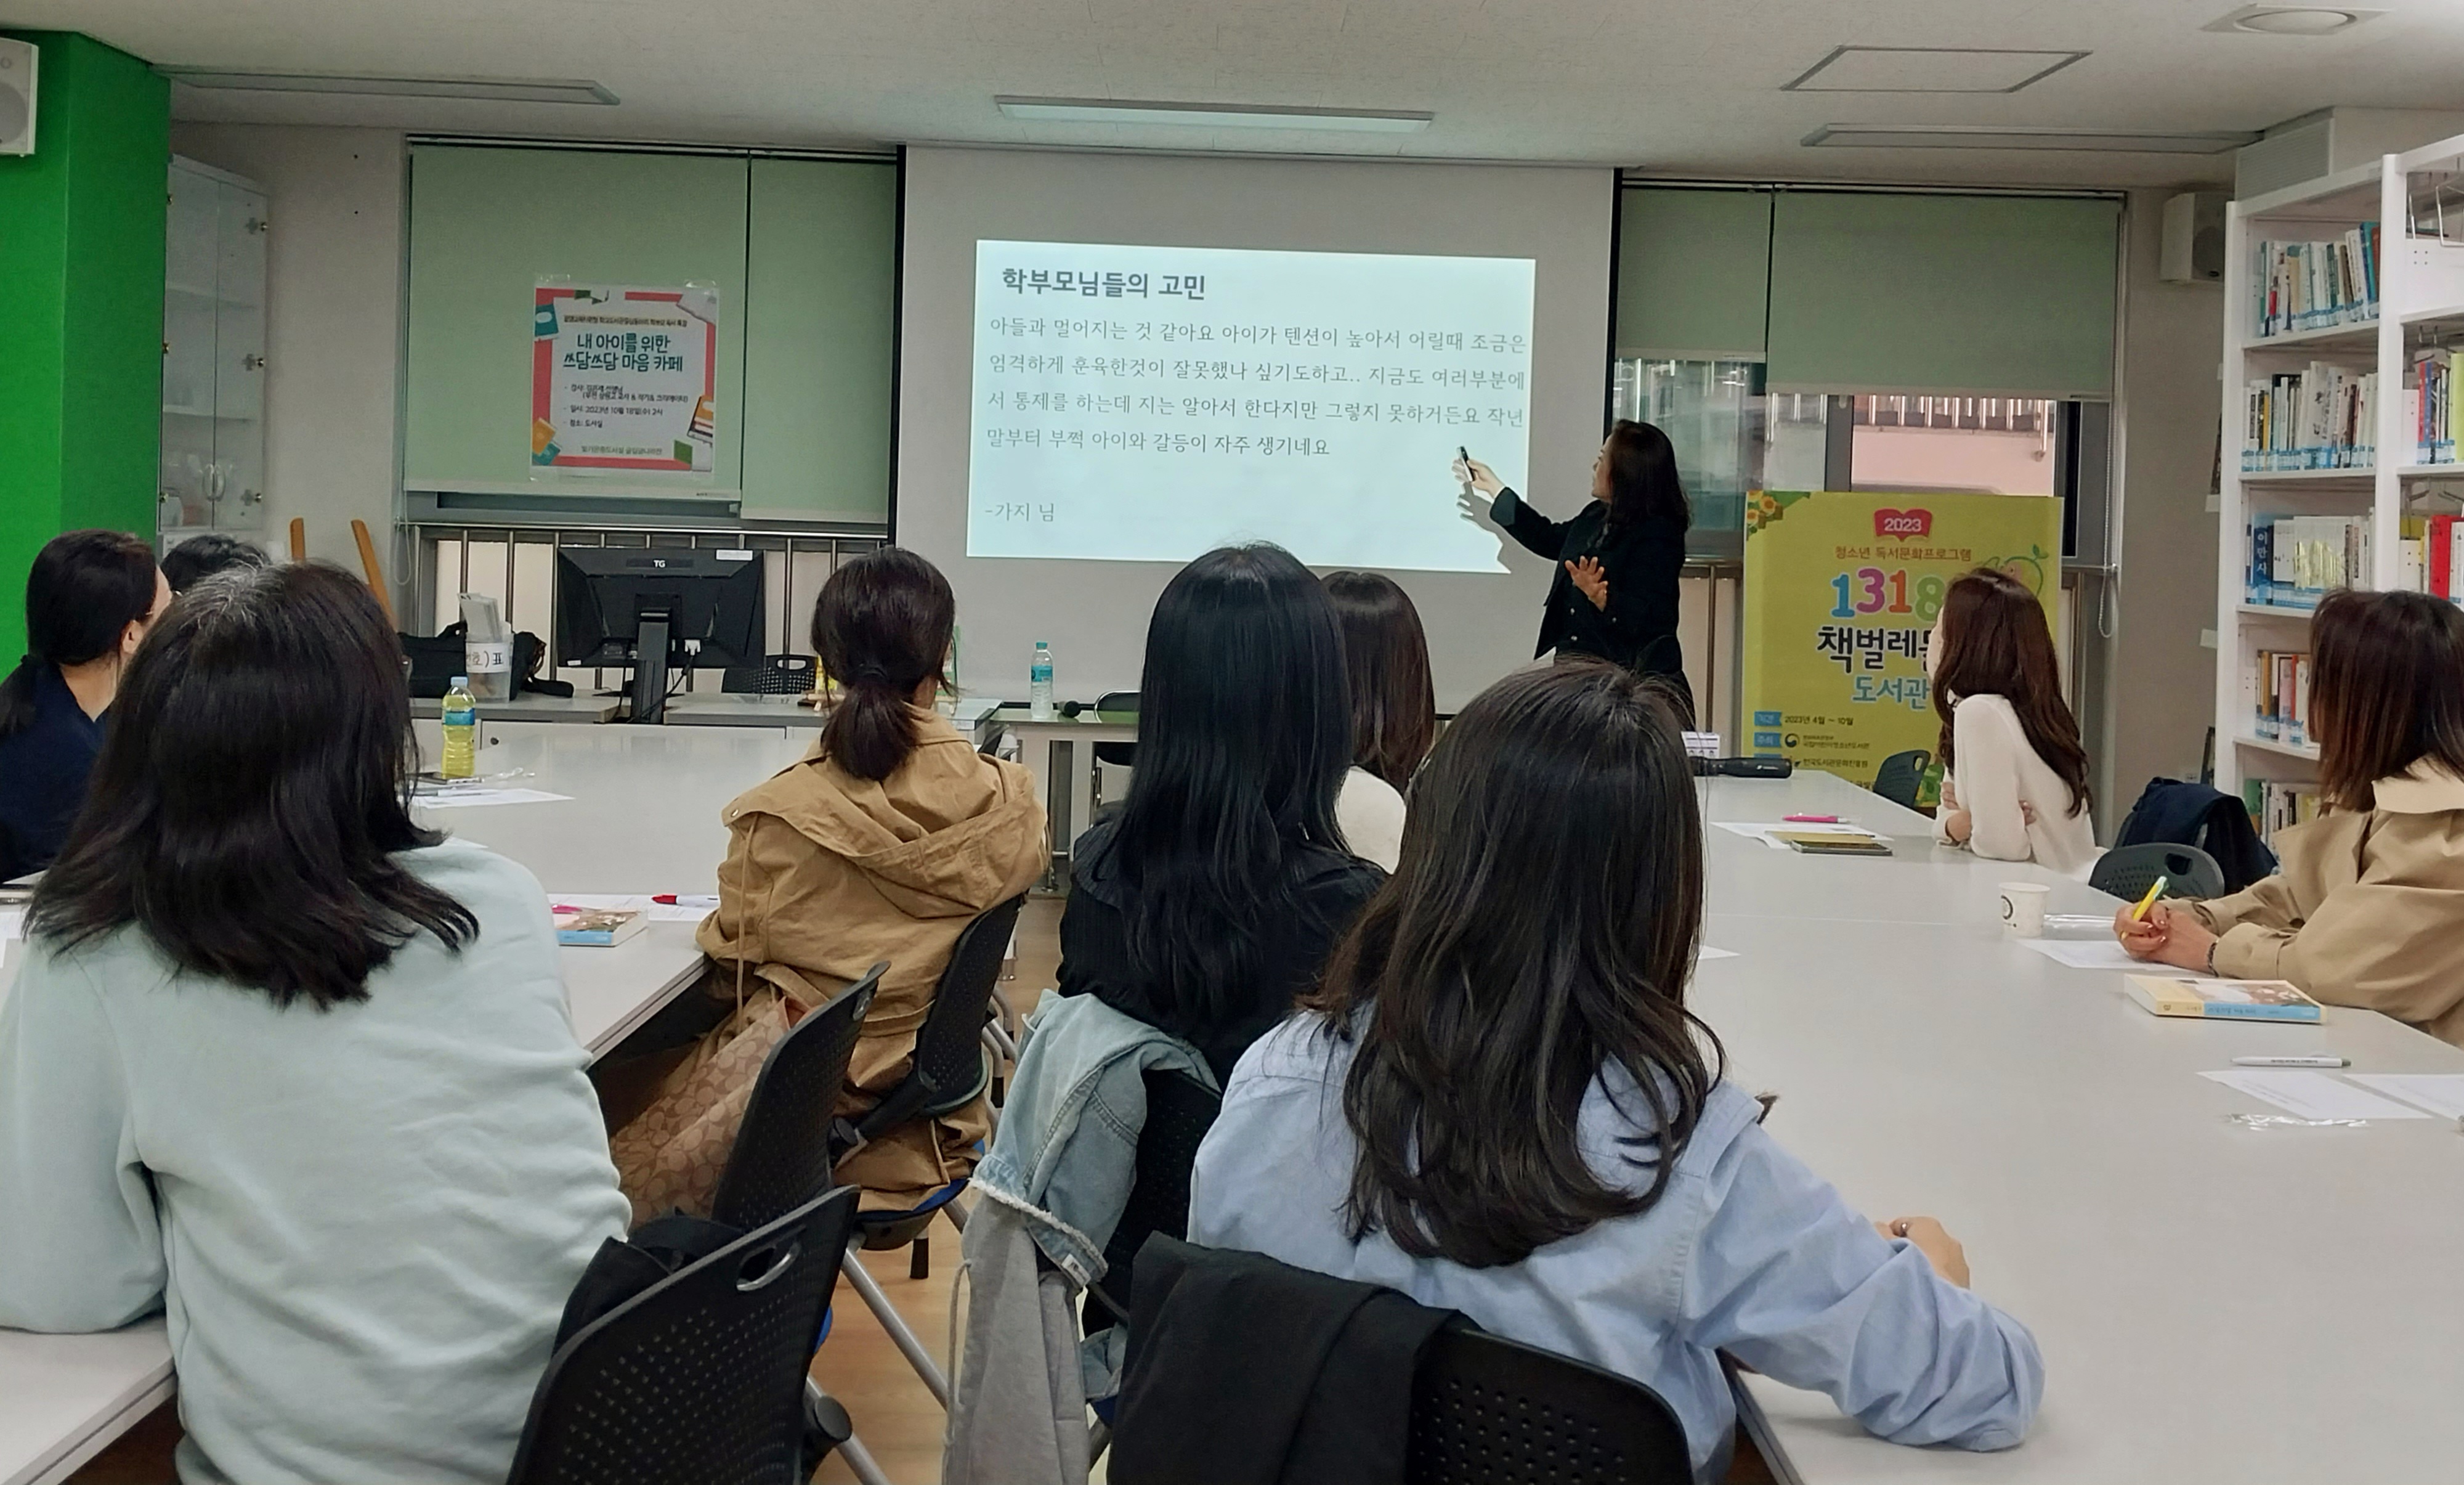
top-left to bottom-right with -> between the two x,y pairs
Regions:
441,676 -> 477,779
1029,641 -> 1055,720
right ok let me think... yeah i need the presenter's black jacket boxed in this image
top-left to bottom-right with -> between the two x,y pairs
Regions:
1492,486 -> 1687,679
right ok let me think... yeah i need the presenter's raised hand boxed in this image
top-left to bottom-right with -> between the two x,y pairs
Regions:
1453,455 -> 1503,496
1565,555 -> 1610,610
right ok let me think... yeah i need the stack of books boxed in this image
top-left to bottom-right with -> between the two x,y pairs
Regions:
2242,779 -> 2324,841
2250,648 -> 2311,744
2250,227 -> 2379,340
2245,514 -> 2373,607
2241,362 -> 2378,471
2412,350 -> 2458,465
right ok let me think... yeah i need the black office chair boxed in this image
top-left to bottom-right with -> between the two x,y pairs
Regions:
1408,1322 -> 1693,1485
710,966 -> 885,1233
723,653 -> 821,696
1871,749 -> 1931,812
2091,841 -> 2227,903
1088,1068 -> 1223,1328
506,1186 -> 862,1485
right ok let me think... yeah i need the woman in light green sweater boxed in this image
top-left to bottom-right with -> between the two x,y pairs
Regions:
0,564 -> 628,1485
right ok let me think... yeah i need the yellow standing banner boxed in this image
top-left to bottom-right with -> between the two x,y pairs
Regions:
1741,490 -> 2062,787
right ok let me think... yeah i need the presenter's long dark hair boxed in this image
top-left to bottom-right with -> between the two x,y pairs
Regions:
1310,659 -> 1716,1268
1932,566 -> 2090,818
1106,543 -> 1354,1039
814,546 -> 953,781
0,530 -> 160,738
30,564 -> 475,1010
1600,420 -> 1690,533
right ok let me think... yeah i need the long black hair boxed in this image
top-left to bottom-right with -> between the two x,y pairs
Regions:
813,546 -> 954,781
1309,658 -> 1717,1268
1106,543 -> 1355,1037
1323,571 -> 1436,791
30,563 -> 476,1010
0,530 -> 160,738
1601,419 -> 1690,532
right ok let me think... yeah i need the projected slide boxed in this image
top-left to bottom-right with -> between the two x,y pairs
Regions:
967,240 -> 1533,572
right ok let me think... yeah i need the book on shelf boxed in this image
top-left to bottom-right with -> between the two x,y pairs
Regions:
2126,974 -> 2324,1023
2251,227 -> 2378,340
2250,648 -> 2311,744
2243,514 -> 2372,605
2242,778 -> 2324,842
2240,362 -> 2377,471
2413,350 -> 2458,466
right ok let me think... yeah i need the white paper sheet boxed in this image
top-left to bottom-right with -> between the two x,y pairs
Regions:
0,907 -> 20,942
1710,822 -> 1884,852
414,787 -> 572,810
2199,1070 -> 2431,1120
2014,937 -> 2198,974
1696,946 -> 1738,962
2345,1073 -> 2464,1120
548,892 -> 711,924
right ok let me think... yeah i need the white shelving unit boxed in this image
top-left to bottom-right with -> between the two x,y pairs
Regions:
2215,134 -> 2464,804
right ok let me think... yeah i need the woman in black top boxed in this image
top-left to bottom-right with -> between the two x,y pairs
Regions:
1057,543 -> 1382,1081
1458,419 -> 1693,722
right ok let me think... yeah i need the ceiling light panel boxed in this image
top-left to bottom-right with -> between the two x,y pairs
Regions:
1783,46 -> 2090,94
996,97 -> 1431,132
2204,6 -> 2385,35
1804,124 -> 2259,153
160,70 -> 618,104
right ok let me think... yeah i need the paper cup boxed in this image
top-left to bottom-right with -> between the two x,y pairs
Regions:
1999,882 -> 2050,937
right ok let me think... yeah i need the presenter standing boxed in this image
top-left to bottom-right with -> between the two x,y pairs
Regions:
1457,419 -> 1693,720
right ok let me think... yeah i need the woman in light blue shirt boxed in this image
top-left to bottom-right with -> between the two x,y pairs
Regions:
1188,659 -> 2041,1482
0,564 -> 628,1485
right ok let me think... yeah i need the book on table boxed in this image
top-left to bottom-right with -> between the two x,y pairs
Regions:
2126,974 -> 2321,1022
554,907 -> 648,948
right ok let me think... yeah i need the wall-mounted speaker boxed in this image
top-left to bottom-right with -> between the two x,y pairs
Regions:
0,39 -> 35,158
2160,190 -> 2227,285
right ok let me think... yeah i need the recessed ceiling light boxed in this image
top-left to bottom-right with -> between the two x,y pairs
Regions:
158,69 -> 618,104
1804,124 -> 2260,153
2203,6 -> 2384,35
995,96 -> 1431,133
1783,46 -> 2090,94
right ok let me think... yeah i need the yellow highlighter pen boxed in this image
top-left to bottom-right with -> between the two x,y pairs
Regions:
2129,875 -> 2169,923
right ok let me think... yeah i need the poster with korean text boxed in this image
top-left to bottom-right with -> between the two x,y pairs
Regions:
1741,490 -> 2061,787
532,283 -> 718,472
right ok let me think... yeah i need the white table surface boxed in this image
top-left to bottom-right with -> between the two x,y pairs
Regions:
1697,774 -> 2464,1484
0,723 -> 808,1485
659,693 -> 827,729
469,693 -> 621,725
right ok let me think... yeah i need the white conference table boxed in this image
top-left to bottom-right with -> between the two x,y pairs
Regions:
1695,773 -> 2464,1485
0,721 -> 809,1485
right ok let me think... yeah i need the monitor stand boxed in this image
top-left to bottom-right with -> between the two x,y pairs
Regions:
628,617 -> 671,723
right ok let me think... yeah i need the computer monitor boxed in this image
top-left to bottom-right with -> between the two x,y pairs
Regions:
554,548 -> 764,723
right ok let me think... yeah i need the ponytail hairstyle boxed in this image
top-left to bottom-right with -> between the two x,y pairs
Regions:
0,530 -> 161,739
813,547 -> 955,781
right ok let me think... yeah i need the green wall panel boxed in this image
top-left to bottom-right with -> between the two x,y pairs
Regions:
1766,192 -> 2120,397
1615,187 -> 1771,358
0,31 -> 168,662
741,158 -> 896,522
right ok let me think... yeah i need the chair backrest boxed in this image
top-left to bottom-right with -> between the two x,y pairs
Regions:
1408,1322 -> 1692,1485
1094,690 -> 1141,769
843,897 -> 1025,1156
507,1186 -> 861,1485
1871,749 -> 1931,810
724,653 -> 821,696
2091,840 -> 2227,903
1094,1069 -> 1223,1314
711,966 -> 883,1232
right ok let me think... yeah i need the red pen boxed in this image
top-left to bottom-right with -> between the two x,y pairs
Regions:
653,893 -> 720,908
1783,814 -> 1842,824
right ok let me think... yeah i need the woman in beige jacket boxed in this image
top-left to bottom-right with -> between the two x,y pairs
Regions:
2118,589 -> 2464,1047
615,548 -> 1045,1218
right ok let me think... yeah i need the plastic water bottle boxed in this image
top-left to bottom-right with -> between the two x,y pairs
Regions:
441,676 -> 478,779
1029,641 -> 1055,720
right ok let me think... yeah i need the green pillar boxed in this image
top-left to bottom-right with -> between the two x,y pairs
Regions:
0,31 -> 168,662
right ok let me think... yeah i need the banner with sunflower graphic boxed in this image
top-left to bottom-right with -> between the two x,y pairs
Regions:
1741,490 -> 2061,789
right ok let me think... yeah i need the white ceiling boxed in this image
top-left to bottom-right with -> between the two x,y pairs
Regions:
16,0 -> 2464,187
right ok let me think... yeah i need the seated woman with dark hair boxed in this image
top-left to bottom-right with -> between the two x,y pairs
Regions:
0,564 -> 629,1485
1189,660 -> 2041,1481
1058,543 -> 1382,1082
0,529 -> 168,881
160,532 -> 273,593
2121,588 -> 2464,1046
1323,571 -> 1437,872
615,547 -> 1046,1218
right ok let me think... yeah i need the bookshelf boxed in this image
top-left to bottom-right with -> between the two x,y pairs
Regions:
2216,133 -> 2464,832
